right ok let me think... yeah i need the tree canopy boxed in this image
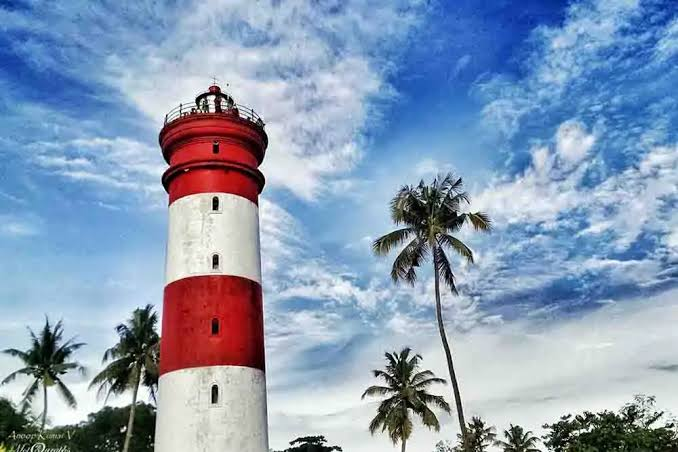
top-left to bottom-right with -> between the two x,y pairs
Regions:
542,395 -> 678,452
274,435 -> 343,452
362,348 -> 451,451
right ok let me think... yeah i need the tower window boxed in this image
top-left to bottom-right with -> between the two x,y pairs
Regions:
211,253 -> 220,271
212,141 -> 219,154
211,384 -> 219,405
211,318 -> 219,335
212,196 -> 220,211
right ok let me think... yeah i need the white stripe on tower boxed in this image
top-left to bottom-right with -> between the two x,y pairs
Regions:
165,193 -> 262,285
155,366 -> 268,452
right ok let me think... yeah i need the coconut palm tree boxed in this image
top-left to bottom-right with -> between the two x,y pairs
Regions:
1,317 -> 86,430
89,305 -> 159,452
455,417 -> 496,452
373,173 -> 491,442
495,425 -> 541,452
362,348 -> 451,452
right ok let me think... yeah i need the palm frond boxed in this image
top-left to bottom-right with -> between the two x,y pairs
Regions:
440,173 -> 463,192
55,378 -> 77,408
464,211 -> 492,231
89,357 -> 135,402
20,379 -> 40,411
1,367 -> 33,385
438,234 -> 474,264
368,410 -> 387,435
2,348 -> 30,361
372,369 -> 400,388
416,392 -> 451,413
390,238 -> 428,285
390,185 -> 427,228
412,377 -> 448,390
416,404 -> 442,431
372,228 -> 414,256
362,385 -> 394,399
410,369 -> 435,384
434,245 -> 458,294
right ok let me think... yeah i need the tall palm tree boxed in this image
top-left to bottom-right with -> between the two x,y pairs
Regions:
373,173 -> 491,442
1,317 -> 86,430
89,305 -> 159,452
495,424 -> 541,452
361,348 -> 451,452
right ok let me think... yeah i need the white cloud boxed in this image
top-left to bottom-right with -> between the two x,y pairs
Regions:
453,54 -> 471,77
32,155 -> 93,169
555,120 -> 596,164
0,215 -> 41,238
475,0 -> 642,138
473,121 -> 588,227
99,1 -> 427,200
1,1 -> 428,201
29,137 -> 166,203
474,118 -> 677,256
264,288 -> 678,452
655,17 -> 678,62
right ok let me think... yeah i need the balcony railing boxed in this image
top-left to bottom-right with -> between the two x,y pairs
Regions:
164,98 -> 265,128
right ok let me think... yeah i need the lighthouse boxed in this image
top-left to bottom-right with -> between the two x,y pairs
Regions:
154,84 -> 269,452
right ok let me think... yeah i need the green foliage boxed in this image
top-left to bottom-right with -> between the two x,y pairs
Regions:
435,440 -> 455,452
274,435 -> 342,452
455,417 -> 497,452
0,397 -> 36,444
41,403 -> 156,452
372,173 -> 491,293
542,395 -> 678,452
1,317 -> 86,429
89,305 -> 159,452
89,304 -> 160,402
496,424 -> 541,452
362,348 -> 451,450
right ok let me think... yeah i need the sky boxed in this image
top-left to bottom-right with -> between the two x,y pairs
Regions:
0,0 -> 676,451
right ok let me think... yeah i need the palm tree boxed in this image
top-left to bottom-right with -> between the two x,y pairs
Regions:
89,305 -> 159,452
455,417 -> 496,451
1,317 -> 86,430
495,424 -> 541,452
373,173 -> 491,442
362,348 -> 451,452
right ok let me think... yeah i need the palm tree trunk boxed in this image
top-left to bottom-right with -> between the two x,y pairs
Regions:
433,255 -> 468,444
41,382 -> 48,431
401,438 -> 406,452
122,373 -> 140,452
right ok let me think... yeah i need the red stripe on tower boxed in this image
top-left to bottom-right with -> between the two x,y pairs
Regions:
154,84 -> 269,452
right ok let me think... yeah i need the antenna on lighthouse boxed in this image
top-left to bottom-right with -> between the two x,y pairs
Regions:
210,76 -> 230,89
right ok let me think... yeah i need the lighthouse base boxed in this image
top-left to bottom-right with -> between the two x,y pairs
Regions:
154,365 -> 268,452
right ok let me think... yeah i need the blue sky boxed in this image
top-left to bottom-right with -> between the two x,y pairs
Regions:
0,0 -> 677,450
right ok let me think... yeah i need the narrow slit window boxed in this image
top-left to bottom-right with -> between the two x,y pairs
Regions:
211,385 -> 219,405
212,196 -> 219,211
212,253 -> 220,271
212,141 -> 219,154
211,318 -> 219,335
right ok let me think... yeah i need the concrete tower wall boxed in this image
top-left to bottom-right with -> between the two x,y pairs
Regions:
155,87 -> 269,452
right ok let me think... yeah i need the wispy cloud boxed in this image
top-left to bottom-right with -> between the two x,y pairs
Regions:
1,0 -> 429,201
0,214 -> 41,238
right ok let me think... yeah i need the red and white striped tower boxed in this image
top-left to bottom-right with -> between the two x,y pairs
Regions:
154,84 -> 269,452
